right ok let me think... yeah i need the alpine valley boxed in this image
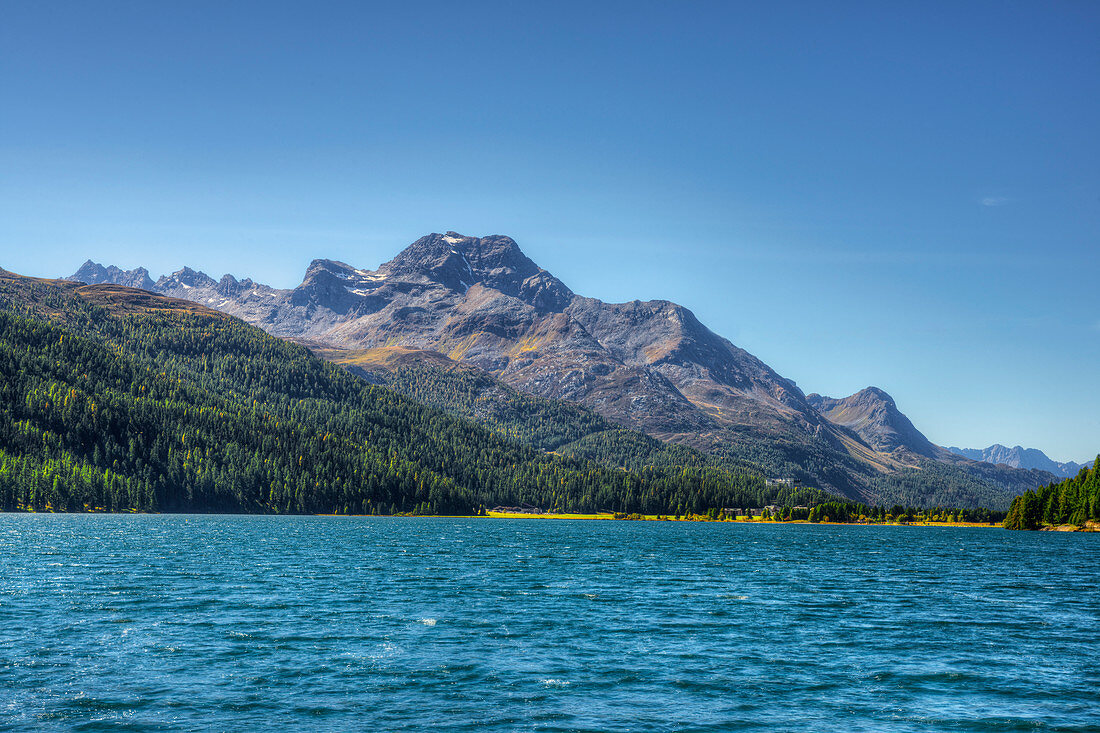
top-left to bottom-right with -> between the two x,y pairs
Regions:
67,232 -> 1061,508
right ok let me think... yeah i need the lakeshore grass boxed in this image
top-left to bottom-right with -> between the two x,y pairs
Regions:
480,511 -> 1002,527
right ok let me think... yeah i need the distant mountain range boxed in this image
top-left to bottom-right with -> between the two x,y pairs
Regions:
65,232 -> 1065,507
945,445 -> 1092,479
70,262 -> 157,291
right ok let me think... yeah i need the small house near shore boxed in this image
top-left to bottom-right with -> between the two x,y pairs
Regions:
765,477 -> 802,488
722,508 -> 762,517
489,505 -> 543,514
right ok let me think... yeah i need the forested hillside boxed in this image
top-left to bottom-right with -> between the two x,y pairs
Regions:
321,347 -> 1033,510
868,460 -> 1052,511
1003,460 -> 1100,530
314,347 -> 765,475
71,232 -> 1054,509
0,271 -> 827,515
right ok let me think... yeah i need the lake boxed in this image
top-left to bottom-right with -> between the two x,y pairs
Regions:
1,515 -> 1096,731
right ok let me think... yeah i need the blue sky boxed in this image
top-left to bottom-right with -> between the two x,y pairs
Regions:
2,1 -> 1097,461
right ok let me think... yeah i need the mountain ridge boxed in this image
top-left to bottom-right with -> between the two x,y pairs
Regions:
807,387 -> 942,459
945,444 -> 1091,479
64,231 -> 1058,506
4,268 -> 808,515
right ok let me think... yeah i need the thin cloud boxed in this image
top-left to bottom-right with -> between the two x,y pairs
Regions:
980,196 -> 1009,207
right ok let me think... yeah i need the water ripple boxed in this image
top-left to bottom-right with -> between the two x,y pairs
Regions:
0,515 -> 1097,731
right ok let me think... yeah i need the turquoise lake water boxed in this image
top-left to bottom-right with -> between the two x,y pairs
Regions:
1,515 -> 1097,732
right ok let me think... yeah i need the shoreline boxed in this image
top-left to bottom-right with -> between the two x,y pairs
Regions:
480,511 -> 1003,527
2,508 -> 1007,528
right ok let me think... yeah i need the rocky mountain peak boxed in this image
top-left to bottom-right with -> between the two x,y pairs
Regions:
380,232 -> 479,287
217,274 -> 246,297
67,261 -> 155,291
835,386 -> 903,414
287,260 -> 363,312
157,267 -> 216,289
70,258 -> 103,278
856,386 -> 894,404
807,386 -> 939,457
379,232 -> 573,311
305,259 -> 360,279
71,260 -> 106,281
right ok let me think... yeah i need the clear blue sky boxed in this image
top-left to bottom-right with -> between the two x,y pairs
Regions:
2,1 -> 1097,461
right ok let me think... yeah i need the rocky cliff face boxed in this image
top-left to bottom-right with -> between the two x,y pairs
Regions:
304,233 -> 816,438
66,231 -> 1055,502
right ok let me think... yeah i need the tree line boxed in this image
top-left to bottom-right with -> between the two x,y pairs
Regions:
1003,461 -> 1099,530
